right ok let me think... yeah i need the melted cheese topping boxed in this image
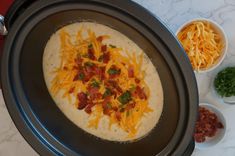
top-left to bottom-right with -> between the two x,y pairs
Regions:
50,28 -> 152,138
43,22 -> 163,142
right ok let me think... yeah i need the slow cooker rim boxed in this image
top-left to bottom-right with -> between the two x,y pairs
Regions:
1,0 -> 198,155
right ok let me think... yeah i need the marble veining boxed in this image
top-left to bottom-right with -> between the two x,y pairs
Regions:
1,0 -> 235,155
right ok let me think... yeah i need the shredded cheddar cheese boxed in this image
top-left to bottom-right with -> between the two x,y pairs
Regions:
50,28 -> 152,138
177,21 -> 224,71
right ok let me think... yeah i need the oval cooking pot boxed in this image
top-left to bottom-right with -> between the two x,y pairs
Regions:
1,0 -> 198,155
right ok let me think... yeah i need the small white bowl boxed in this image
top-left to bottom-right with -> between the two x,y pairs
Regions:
212,65 -> 235,104
195,103 -> 226,149
176,18 -> 228,73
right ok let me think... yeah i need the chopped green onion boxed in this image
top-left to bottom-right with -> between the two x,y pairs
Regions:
118,91 -> 132,105
103,88 -> 112,98
78,73 -> 85,80
214,67 -> 235,97
108,68 -> 120,75
84,62 -> 94,67
129,84 -> 136,92
91,79 -> 100,88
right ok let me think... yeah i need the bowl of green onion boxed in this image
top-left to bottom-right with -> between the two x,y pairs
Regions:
214,66 -> 235,104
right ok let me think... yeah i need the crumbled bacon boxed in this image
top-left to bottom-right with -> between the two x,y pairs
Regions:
83,63 -> 96,81
91,92 -> 102,101
115,111 -> 121,121
88,48 -> 96,60
93,66 -> 102,75
103,52 -> 110,63
85,101 -> 95,114
77,92 -> 88,110
63,66 -> 68,70
73,74 -> 79,81
97,36 -> 103,42
68,87 -> 75,93
106,80 -> 123,94
101,45 -> 107,52
125,102 -> 136,111
128,66 -> 134,78
112,106 -> 118,112
135,78 -> 140,84
102,97 -> 112,116
83,70 -> 92,82
103,108 -> 112,116
194,106 -> 224,143
75,56 -> 83,66
100,67 -> 106,80
194,133 -> 206,143
72,66 -> 78,70
134,86 -> 147,100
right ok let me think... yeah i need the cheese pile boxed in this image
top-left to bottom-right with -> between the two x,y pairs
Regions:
177,21 -> 224,71
50,28 -> 152,138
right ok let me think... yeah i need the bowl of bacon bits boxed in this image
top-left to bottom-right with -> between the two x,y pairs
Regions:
176,18 -> 228,73
194,103 -> 226,149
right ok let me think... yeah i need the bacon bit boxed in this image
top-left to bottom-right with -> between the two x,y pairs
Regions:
134,86 -> 147,100
88,48 -> 96,60
128,66 -> 134,78
84,63 -> 96,81
85,101 -> 95,114
68,87 -> 75,93
102,97 -> 112,116
93,66 -> 101,76
72,66 -> 78,70
115,85 -> 123,94
100,66 -> 106,80
113,106 -> 118,112
101,45 -> 107,52
88,85 -> 99,93
63,66 -> 68,70
194,133 -> 206,143
75,57 -> 83,66
84,66 -> 93,74
194,106 -> 224,143
102,97 -> 111,106
97,36 -> 103,42
103,109 -> 111,116
135,78 -> 140,84
112,90 -> 117,98
107,80 -> 123,94
73,74 -> 79,81
83,71 -> 92,82
91,93 -> 102,101
77,92 -> 88,110
115,111 -> 121,121
125,102 -> 136,111
103,52 -> 110,63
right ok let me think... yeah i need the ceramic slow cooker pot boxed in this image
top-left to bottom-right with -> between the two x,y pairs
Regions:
0,0 -> 198,155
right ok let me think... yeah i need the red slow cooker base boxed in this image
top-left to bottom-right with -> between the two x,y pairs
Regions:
0,0 -> 13,53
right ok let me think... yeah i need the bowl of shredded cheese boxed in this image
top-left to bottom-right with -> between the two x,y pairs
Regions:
176,18 -> 228,73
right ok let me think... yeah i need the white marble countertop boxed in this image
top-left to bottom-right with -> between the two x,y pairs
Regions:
1,0 -> 235,155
